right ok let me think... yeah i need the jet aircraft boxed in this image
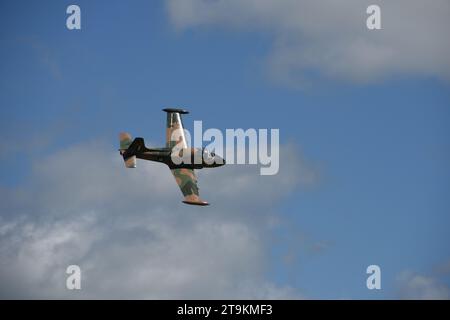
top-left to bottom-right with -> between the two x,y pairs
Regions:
119,108 -> 225,206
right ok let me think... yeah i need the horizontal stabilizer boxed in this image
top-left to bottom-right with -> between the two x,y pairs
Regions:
124,156 -> 136,168
119,132 -> 137,168
119,132 -> 133,150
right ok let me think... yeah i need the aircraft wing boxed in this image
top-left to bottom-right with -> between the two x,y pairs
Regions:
170,168 -> 209,206
164,108 -> 189,149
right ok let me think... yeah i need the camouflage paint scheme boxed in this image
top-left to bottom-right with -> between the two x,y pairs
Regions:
119,108 -> 225,206
170,168 -> 206,206
119,132 -> 136,168
166,111 -> 187,149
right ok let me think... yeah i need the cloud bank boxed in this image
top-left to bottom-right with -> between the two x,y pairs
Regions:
0,141 -> 314,299
166,0 -> 450,86
397,271 -> 450,300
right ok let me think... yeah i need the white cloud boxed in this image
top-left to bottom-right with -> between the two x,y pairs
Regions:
397,271 -> 450,300
166,0 -> 450,86
0,140 -> 315,299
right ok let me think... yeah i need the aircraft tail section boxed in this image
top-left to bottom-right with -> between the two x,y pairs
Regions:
119,132 -> 137,168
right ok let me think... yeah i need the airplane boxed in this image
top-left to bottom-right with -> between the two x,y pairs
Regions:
119,108 -> 225,206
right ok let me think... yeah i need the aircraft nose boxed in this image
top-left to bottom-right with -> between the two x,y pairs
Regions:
215,156 -> 225,166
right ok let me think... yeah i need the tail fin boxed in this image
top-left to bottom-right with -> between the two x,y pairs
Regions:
119,132 -> 136,168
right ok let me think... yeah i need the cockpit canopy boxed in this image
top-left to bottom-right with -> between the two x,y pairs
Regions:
170,147 -> 225,168
202,148 -> 216,159
200,148 -> 224,167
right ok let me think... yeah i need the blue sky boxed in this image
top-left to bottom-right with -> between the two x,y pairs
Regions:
0,0 -> 449,299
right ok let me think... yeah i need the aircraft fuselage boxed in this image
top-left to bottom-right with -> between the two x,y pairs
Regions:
134,147 -> 225,170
